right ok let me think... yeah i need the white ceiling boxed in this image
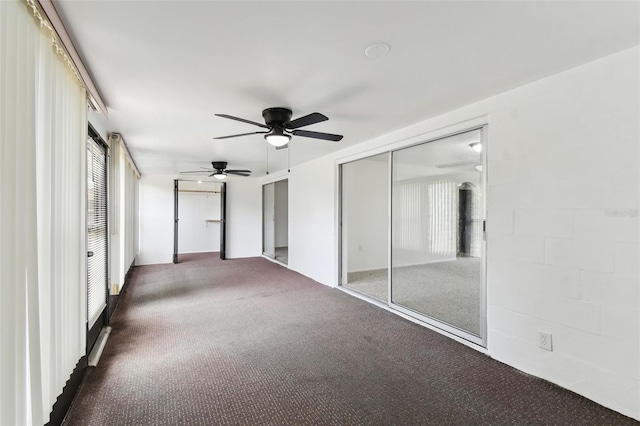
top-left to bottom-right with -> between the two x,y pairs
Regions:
54,1 -> 639,177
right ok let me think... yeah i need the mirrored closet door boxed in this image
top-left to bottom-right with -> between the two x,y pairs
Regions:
339,128 -> 486,345
391,129 -> 485,341
340,153 -> 389,302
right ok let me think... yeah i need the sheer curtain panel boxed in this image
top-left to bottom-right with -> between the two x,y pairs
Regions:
108,134 -> 139,294
1,1 -> 87,424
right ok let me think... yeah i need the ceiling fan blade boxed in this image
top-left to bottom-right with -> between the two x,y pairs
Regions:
225,169 -> 252,174
180,170 -> 213,174
226,171 -> 251,176
291,129 -> 343,141
213,131 -> 268,140
285,112 -> 328,129
215,114 -> 269,129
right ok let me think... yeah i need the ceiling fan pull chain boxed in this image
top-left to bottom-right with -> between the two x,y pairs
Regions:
288,143 -> 291,173
266,143 -> 269,175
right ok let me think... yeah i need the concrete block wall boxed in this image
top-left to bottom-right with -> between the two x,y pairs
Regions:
486,47 -> 639,418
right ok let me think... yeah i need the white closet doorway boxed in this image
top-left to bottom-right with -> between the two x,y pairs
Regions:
173,180 -> 224,263
263,179 -> 288,264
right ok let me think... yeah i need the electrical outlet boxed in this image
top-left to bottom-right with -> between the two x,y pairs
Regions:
539,332 -> 553,351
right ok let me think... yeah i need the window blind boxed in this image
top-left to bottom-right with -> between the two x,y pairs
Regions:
87,137 -> 107,328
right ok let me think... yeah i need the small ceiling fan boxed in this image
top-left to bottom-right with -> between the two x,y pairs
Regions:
213,107 -> 343,148
180,161 -> 251,180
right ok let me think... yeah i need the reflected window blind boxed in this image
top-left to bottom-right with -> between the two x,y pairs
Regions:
393,182 -> 429,250
428,180 -> 457,255
87,138 -> 107,328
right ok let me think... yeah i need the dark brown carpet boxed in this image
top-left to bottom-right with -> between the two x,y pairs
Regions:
64,253 -> 635,425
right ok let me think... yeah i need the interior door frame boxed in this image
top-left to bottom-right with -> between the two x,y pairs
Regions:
220,182 -> 226,260
262,178 -> 289,261
262,181 -> 276,258
173,179 -> 226,263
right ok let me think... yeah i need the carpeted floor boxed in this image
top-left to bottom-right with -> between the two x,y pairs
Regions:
346,258 -> 481,336
63,253 -> 635,425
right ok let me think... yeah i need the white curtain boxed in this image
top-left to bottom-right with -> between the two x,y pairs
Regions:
123,155 -> 138,271
0,2 -> 39,424
110,137 -> 139,292
428,180 -> 457,256
1,1 -> 87,424
109,140 -> 121,292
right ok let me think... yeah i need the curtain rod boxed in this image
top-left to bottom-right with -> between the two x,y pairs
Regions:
36,0 -> 109,117
109,133 -> 141,178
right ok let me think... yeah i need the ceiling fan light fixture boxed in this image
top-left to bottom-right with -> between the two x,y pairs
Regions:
265,132 -> 291,147
213,172 -> 226,180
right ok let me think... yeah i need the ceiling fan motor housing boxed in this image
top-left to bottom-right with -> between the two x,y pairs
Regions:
262,107 -> 292,127
211,161 -> 228,170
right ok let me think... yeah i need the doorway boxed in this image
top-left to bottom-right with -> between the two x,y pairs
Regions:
263,179 -> 288,264
173,180 -> 225,263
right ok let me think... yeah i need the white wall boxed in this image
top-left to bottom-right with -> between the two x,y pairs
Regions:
138,175 -> 262,265
287,157 -> 337,286
137,174 -> 175,265
283,47 -> 639,419
225,177 -> 262,258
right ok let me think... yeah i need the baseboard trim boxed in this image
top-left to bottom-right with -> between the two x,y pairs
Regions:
45,355 -> 88,426
261,254 -> 289,267
88,327 -> 112,367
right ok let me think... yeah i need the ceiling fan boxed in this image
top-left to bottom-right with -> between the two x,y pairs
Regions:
213,107 -> 343,148
180,161 -> 251,180
436,161 -> 482,172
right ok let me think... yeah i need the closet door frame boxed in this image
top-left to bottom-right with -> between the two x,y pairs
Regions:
337,123 -> 488,348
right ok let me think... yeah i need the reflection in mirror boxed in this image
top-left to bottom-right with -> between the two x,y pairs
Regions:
263,183 -> 275,258
391,129 -> 484,337
341,153 -> 389,302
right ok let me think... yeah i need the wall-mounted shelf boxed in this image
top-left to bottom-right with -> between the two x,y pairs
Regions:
178,189 -> 221,194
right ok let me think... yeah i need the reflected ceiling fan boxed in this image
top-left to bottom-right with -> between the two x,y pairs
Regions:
213,107 -> 343,148
180,161 -> 251,180
436,161 -> 482,172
